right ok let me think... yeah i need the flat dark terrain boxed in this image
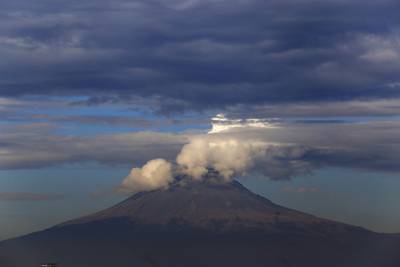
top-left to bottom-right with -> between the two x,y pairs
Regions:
1,179 -> 399,267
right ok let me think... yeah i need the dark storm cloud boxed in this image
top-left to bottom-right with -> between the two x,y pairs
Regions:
1,0 -> 400,114
0,111 -> 209,127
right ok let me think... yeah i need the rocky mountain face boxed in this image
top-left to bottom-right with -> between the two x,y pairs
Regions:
0,177 -> 399,267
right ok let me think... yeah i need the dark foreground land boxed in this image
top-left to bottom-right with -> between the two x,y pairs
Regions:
1,179 -> 399,267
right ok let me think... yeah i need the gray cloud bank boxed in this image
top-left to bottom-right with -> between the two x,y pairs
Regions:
0,124 -> 188,169
2,119 -> 400,192
0,0 -> 400,114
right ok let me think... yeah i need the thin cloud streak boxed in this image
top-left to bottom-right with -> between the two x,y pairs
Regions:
0,192 -> 65,202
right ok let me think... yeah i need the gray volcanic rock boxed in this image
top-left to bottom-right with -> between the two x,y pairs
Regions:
0,178 -> 399,267
61,179 -> 356,235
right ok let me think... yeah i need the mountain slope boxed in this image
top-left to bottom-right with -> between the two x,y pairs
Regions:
62,180 -> 338,233
0,179 -> 399,267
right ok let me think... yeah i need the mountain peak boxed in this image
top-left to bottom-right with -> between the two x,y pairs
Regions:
61,179 -> 335,233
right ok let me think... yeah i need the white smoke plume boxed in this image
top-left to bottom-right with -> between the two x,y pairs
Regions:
120,114 -> 313,193
120,137 -> 271,192
121,158 -> 174,193
176,137 -> 267,181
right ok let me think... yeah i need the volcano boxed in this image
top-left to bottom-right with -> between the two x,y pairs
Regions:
0,177 -> 399,267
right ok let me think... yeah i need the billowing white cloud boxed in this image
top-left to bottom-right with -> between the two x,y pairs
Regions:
121,159 -> 174,193
120,133 -> 315,193
176,137 -> 267,180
